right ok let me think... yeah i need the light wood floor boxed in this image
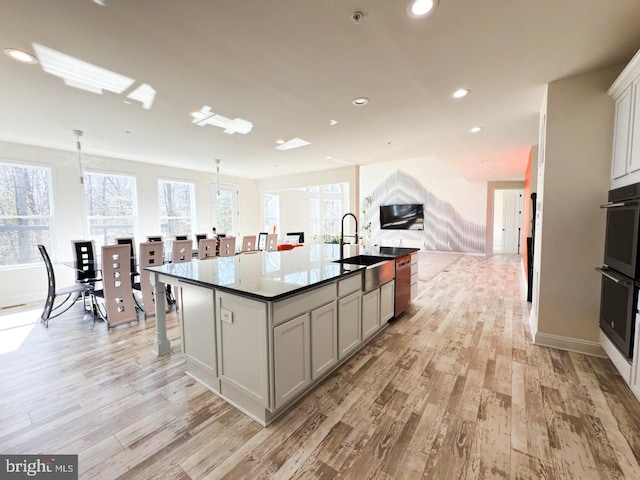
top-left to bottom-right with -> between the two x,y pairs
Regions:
2,254 -> 640,479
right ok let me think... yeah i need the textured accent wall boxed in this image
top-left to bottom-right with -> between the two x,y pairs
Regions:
362,170 -> 485,252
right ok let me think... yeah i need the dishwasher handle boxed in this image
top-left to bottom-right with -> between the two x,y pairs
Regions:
396,256 -> 411,268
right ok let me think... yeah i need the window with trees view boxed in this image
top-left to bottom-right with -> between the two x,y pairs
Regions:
213,184 -> 237,236
0,162 -> 52,266
158,180 -> 195,244
263,193 -> 279,233
83,172 -> 137,249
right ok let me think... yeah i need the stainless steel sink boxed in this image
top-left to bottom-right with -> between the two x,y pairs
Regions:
334,255 -> 388,266
335,255 -> 395,291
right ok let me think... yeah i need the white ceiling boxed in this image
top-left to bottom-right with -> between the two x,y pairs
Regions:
1,0 -> 639,182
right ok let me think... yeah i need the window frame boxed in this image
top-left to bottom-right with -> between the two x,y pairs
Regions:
157,178 -> 197,245
0,160 -> 54,269
82,170 -> 139,250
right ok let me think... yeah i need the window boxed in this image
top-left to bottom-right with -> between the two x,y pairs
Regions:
263,193 -> 279,233
308,183 -> 348,242
0,162 -> 52,266
83,172 -> 137,249
158,180 -> 195,244
212,184 -> 238,236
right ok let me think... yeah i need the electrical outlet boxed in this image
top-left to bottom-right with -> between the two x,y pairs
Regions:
221,307 -> 233,324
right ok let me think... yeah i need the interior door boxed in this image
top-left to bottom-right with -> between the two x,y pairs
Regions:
500,190 -> 523,254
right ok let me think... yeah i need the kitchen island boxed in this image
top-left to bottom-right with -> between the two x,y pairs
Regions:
146,244 -> 418,426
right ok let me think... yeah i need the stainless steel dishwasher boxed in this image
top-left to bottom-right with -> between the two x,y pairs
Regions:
394,255 -> 412,317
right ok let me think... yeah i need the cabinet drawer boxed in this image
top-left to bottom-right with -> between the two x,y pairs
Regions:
338,273 -> 362,297
411,272 -> 418,285
274,283 -> 336,325
411,255 -> 420,275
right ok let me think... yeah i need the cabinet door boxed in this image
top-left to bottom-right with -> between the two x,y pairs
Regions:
274,313 -> 311,409
612,84 -> 633,179
311,302 -> 338,380
380,280 -> 395,324
362,289 -> 380,339
629,80 -> 640,174
338,291 -> 361,359
181,286 -> 216,382
216,291 -> 269,408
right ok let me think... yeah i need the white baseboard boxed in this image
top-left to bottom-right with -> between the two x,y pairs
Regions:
599,331 -> 632,384
534,331 -> 607,358
0,293 -> 43,310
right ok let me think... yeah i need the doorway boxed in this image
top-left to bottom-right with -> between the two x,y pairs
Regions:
493,189 -> 524,254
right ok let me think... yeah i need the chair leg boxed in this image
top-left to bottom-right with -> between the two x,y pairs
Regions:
42,292 -> 83,327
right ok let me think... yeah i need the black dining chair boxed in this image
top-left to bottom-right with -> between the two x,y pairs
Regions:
116,237 -> 143,309
38,245 -> 93,327
175,235 -> 188,241
71,240 -> 101,287
147,236 -> 163,243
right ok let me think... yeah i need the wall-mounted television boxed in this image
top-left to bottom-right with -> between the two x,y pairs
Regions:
380,204 -> 424,230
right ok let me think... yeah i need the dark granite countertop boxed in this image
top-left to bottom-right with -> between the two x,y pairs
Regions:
145,244 -> 419,301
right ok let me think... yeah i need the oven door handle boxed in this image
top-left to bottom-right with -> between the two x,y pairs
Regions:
600,201 -> 639,208
595,267 -> 632,286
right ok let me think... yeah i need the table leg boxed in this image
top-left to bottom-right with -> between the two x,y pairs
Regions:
151,272 -> 171,356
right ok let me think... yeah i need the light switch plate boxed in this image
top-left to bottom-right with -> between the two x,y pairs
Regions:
221,307 -> 233,324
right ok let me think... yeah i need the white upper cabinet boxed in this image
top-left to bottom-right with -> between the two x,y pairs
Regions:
630,80 -> 640,173
611,85 -> 633,179
609,50 -> 640,181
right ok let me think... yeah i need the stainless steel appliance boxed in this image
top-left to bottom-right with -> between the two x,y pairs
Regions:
394,255 -> 412,317
597,182 -> 640,360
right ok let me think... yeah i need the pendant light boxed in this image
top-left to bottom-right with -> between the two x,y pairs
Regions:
73,129 -> 84,184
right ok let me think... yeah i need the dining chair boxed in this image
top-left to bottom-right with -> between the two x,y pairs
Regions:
138,241 -> 168,317
71,239 -> 101,286
116,237 -> 143,310
147,235 -> 163,243
198,238 -> 217,260
175,235 -> 188,241
240,235 -> 257,252
218,237 -> 236,257
38,245 -> 93,327
171,239 -> 193,263
257,232 -> 268,250
170,239 -> 193,310
266,234 -> 278,252
195,233 -> 207,244
94,244 -> 138,328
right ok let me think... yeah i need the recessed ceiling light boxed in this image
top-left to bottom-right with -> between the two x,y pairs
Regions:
470,126 -> 483,133
329,119 -> 338,126
408,0 -> 438,18
452,88 -> 470,99
276,139 -> 285,145
352,97 -> 369,106
3,48 -> 38,64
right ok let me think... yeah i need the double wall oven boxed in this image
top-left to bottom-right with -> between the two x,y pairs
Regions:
597,183 -> 640,360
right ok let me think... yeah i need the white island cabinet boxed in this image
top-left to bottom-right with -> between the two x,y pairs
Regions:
146,244 -> 419,426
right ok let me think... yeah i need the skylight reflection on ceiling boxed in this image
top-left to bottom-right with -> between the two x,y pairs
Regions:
190,105 -> 253,135
32,43 -> 155,109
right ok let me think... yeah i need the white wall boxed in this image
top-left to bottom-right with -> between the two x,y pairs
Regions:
533,64 -> 623,352
360,156 -> 488,251
0,140 -> 260,307
361,156 -> 487,225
